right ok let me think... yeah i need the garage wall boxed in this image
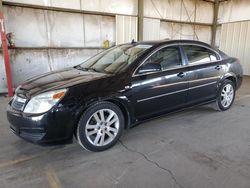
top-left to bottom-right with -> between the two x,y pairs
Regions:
218,0 -> 250,24
143,0 -> 213,44
217,0 -> 250,76
0,0 -> 138,92
144,0 -> 213,23
3,6 -> 116,47
116,15 -> 137,45
3,0 -> 138,15
160,21 -> 212,44
143,18 -> 160,41
219,21 -> 250,76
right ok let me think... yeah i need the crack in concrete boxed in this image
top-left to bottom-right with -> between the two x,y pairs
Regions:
118,140 -> 184,188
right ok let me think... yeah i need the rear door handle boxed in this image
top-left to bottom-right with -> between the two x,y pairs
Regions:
177,72 -> 186,78
215,65 -> 221,70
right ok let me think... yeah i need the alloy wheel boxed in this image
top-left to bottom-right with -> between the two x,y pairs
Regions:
220,83 -> 234,108
85,109 -> 119,146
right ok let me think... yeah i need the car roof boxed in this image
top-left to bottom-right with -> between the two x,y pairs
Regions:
127,39 -> 212,49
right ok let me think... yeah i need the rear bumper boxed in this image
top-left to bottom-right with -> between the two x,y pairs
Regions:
7,104 -> 75,145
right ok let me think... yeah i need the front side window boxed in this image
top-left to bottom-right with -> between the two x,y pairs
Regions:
138,46 -> 182,73
80,44 -> 152,74
183,45 -> 218,64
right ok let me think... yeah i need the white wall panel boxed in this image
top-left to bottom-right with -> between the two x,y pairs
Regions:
4,6 -> 48,47
144,0 -> 213,24
116,15 -> 137,44
80,0 -> 138,15
195,25 -> 212,44
4,0 -> 138,15
85,15 -> 115,47
160,22 -> 172,40
160,21 -> 211,44
143,18 -> 160,40
47,11 -> 84,47
195,1 -> 213,24
9,50 -> 50,87
50,0 -> 81,9
0,49 -> 102,90
0,55 -> 7,93
4,0 -> 45,6
160,22 -> 189,40
49,49 -> 102,70
220,21 -> 250,75
3,6 -> 115,48
216,25 -> 221,48
100,16 -> 115,46
219,0 -> 250,24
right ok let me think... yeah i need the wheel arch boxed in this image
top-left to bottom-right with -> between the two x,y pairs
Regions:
220,72 -> 237,87
74,96 -> 133,134
104,97 -> 132,129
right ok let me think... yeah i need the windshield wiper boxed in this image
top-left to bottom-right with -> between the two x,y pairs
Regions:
74,65 -> 102,73
88,67 -> 100,72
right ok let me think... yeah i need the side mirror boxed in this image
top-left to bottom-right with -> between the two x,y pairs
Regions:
138,63 -> 161,74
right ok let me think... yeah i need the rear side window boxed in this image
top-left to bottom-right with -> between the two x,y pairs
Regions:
183,45 -> 218,64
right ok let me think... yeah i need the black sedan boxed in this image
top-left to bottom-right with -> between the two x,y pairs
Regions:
7,40 -> 243,152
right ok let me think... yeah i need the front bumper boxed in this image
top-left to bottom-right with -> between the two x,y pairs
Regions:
7,104 -> 76,145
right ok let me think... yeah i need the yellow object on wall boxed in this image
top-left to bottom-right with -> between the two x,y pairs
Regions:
103,39 -> 110,49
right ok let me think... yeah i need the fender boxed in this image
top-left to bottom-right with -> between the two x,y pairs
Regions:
72,92 -> 135,130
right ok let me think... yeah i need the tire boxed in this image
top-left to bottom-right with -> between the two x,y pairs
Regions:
214,79 -> 236,111
76,101 -> 124,152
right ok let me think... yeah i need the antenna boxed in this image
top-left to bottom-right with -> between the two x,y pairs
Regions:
131,39 -> 136,44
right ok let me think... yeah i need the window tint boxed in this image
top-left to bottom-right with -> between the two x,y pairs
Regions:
183,45 -> 218,64
142,46 -> 182,71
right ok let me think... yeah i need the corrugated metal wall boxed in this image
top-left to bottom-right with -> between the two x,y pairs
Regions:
219,0 -> 250,24
116,15 -> 137,44
3,0 -> 138,15
143,18 -> 160,41
0,0 -> 139,92
160,21 -> 211,44
4,6 -> 116,47
144,0 -> 213,24
220,21 -> 250,76
143,0 -> 213,44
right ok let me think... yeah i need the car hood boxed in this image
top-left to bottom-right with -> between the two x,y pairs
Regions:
17,68 -> 111,97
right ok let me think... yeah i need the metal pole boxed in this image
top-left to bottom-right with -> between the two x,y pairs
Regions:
138,0 -> 144,41
211,0 -> 219,47
0,0 -> 13,96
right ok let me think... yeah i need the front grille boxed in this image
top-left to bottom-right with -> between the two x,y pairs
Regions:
11,95 -> 27,111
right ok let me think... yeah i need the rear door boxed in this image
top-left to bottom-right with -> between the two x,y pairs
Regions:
131,46 -> 189,120
181,45 -> 222,104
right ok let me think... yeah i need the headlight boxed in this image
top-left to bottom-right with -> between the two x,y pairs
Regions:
23,89 -> 67,114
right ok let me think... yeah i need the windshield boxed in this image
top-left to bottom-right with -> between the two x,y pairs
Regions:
79,44 -> 152,74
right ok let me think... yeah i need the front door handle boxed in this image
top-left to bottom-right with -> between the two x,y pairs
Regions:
177,72 -> 186,78
215,65 -> 221,70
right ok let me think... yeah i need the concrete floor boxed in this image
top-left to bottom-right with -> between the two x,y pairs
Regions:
0,77 -> 250,188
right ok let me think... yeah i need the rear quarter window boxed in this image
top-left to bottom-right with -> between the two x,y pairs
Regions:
183,45 -> 219,64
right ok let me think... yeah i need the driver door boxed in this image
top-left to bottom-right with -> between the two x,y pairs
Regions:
131,46 -> 189,120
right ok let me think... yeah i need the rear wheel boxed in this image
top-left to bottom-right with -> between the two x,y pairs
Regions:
76,101 -> 124,152
215,80 -> 235,111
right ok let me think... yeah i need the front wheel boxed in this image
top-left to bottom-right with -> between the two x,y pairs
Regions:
215,80 -> 236,111
76,101 -> 124,152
